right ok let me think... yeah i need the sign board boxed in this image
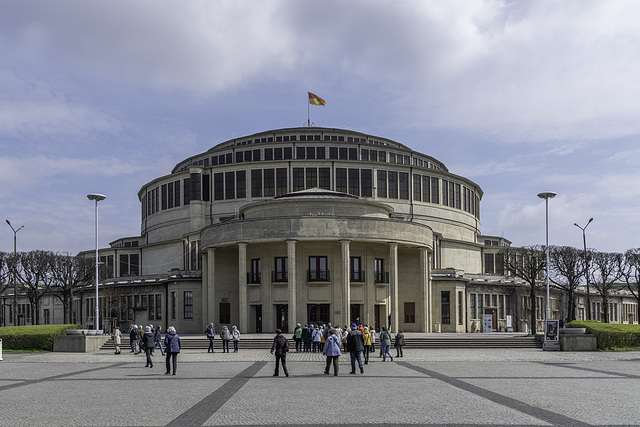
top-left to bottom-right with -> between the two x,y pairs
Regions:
506,315 -> 512,329
483,314 -> 493,333
544,319 -> 560,342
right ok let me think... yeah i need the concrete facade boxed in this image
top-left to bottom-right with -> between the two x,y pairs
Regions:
45,126 -> 630,335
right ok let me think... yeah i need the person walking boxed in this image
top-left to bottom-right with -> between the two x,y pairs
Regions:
379,326 -> 393,361
142,326 -> 155,368
205,323 -> 215,353
220,325 -> 231,353
152,325 -> 164,356
322,328 -> 341,376
369,326 -> 376,354
231,325 -> 241,353
346,323 -> 365,374
270,329 -> 289,377
129,325 -> 139,354
362,326 -> 372,364
395,329 -> 405,358
164,326 -> 182,375
112,326 -> 121,355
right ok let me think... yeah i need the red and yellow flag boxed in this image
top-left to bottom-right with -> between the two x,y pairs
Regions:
308,92 -> 326,106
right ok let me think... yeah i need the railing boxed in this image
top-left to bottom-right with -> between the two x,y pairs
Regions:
272,271 -> 288,282
350,271 -> 365,282
307,270 -> 330,282
247,272 -> 261,284
374,271 -> 389,284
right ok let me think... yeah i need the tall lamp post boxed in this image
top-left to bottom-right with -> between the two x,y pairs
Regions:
87,194 -> 106,332
6,220 -> 24,326
537,192 -> 556,320
574,218 -> 593,321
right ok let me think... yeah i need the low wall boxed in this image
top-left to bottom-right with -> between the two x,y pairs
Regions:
560,334 -> 597,351
53,335 -> 110,353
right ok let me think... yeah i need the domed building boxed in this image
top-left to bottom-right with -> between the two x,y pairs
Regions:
80,127 -> 527,334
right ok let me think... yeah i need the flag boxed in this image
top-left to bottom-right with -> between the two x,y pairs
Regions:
308,92 -> 326,106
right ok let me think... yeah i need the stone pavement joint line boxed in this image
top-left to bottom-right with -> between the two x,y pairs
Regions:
536,361 -> 640,379
0,362 -> 127,392
166,361 -> 267,427
400,361 -> 590,427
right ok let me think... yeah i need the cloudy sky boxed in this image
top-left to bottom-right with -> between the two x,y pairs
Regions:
1,0 -> 639,255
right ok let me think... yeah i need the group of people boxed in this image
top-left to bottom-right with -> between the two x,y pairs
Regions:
205,324 -> 242,353
272,323 -> 406,377
112,324 -> 182,375
112,321 -> 404,378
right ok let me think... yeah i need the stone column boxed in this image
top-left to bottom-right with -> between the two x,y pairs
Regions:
427,251 -> 433,332
420,247 -> 429,333
206,248 -> 216,325
287,239 -> 297,333
238,242 -> 248,333
341,239 -> 351,326
389,242 -> 399,333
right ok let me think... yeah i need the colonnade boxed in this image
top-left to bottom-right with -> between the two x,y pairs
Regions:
202,240 -> 432,333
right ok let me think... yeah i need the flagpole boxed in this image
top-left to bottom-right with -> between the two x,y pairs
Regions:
307,96 -> 310,127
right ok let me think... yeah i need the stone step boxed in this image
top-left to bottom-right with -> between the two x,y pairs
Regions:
101,336 -> 541,350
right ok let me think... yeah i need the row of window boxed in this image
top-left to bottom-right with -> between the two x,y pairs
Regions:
468,293 -> 511,320
183,137 -> 442,172
249,256 -> 388,284
97,254 -> 138,280
143,167 -> 480,219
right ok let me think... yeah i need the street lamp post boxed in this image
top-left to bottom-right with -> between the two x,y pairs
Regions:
537,192 -> 556,321
87,194 -> 106,333
6,220 -> 24,326
574,218 -> 593,321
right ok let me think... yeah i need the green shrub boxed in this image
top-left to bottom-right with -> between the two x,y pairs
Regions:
0,324 -> 81,351
566,321 -> 640,350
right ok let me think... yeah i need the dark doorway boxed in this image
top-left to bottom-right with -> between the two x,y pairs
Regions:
374,304 -> 382,331
350,304 -> 361,325
307,304 -> 330,326
276,304 -> 288,333
219,302 -> 230,325
254,305 -> 262,333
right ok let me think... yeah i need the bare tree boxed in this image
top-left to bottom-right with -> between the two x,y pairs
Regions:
0,252 -> 9,295
50,252 -> 93,324
100,285 -> 127,329
589,251 -> 623,323
621,248 -> 640,309
549,245 -> 583,322
501,245 -> 546,333
17,250 -> 56,325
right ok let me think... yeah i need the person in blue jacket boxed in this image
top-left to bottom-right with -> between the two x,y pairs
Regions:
164,326 -> 182,375
322,328 -> 342,376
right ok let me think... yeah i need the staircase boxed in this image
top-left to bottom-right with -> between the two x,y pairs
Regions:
101,334 -> 541,351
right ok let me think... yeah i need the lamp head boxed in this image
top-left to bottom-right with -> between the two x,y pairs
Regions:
5,219 -> 10,226
537,191 -> 557,200
87,193 -> 106,202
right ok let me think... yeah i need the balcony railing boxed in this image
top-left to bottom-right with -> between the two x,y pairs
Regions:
350,270 -> 365,282
374,271 -> 389,284
307,269 -> 330,282
247,272 -> 261,284
272,271 -> 288,283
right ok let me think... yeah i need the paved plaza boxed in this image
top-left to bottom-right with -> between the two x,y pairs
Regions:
1,347 -> 639,426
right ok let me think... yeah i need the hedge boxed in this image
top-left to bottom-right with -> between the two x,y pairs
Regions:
566,320 -> 640,350
0,324 -> 82,351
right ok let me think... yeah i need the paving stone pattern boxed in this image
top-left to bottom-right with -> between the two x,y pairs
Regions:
1,348 -> 639,426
